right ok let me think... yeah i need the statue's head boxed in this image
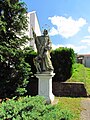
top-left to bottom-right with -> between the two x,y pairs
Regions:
43,29 -> 48,36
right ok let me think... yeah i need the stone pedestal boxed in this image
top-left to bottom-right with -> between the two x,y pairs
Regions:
35,72 -> 55,103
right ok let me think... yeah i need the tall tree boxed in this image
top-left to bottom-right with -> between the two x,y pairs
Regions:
0,0 -> 29,48
0,0 -> 31,98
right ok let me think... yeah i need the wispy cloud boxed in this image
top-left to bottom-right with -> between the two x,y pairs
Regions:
48,16 -> 87,38
84,36 -> 90,39
52,43 -> 87,53
81,35 -> 90,45
81,39 -> 90,45
52,44 -> 63,50
88,26 -> 90,33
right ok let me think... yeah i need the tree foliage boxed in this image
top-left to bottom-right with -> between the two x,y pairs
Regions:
0,0 -> 29,47
0,0 -> 31,98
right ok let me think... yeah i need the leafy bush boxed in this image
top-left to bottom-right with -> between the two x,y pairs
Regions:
24,48 -> 37,75
51,47 -> 75,82
0,96 -> 73,120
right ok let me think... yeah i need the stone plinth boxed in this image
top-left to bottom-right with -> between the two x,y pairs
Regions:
35,72 -> 55,103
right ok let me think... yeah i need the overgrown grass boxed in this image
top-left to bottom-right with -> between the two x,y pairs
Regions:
68,63 -> 86,83
67,63 -> 90,95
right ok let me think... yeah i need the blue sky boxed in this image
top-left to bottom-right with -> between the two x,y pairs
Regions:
22,0 -> 90,54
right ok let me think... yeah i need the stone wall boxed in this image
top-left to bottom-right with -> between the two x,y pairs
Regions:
27,79 -> 87,97
52,82 -> 87,97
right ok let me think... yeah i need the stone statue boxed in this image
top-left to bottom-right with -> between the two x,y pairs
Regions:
32,28 -> 54,73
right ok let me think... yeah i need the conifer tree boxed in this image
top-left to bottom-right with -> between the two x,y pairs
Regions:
0,0 -> 31,98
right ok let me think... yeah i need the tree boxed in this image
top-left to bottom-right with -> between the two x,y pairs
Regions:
0,0 -> 31,98
0,0 -> 29,48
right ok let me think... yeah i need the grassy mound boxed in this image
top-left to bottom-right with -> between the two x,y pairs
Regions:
68,63 -> 90,95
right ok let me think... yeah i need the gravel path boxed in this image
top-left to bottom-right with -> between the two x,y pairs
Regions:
80,98 -> 90,120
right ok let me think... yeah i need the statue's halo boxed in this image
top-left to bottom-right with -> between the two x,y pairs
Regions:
41,24 -> 50,34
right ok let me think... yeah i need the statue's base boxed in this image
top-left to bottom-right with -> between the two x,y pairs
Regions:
35,71 -> 55,104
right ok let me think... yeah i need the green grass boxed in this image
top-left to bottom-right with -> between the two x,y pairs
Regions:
68,63 -> 86,82
57,97 -> 83,120
57,63 -> 90,120
67,63 -> 90,95
85,67 -> 90,94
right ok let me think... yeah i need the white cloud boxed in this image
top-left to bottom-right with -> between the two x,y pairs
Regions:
81,40 -> 90,45
81,39 -> 90,44
81,35 -> 90,45
65,44 -> 87,53
88,26 -> 90,33
49,27 -> 58,36
84,36 -> 90,39
52,43 -> 87,53
48,16 -> 87,38
52,44 -> 63,50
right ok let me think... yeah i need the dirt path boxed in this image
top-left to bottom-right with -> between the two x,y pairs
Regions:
80,98 -> 90,120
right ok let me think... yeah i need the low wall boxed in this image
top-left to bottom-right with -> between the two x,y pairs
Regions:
27,79 -> 87,97
52,82 -> 87,97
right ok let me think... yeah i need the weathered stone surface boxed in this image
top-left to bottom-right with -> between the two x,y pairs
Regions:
35,72 -> 55,103
53,82 -> 87,97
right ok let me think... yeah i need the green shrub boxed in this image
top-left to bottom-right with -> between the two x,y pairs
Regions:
0,96 -> 73,120
51,47 -> 75,82
25,49 -> 37,75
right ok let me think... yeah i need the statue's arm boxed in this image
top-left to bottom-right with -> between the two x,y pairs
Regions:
45,36 -> 52,51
